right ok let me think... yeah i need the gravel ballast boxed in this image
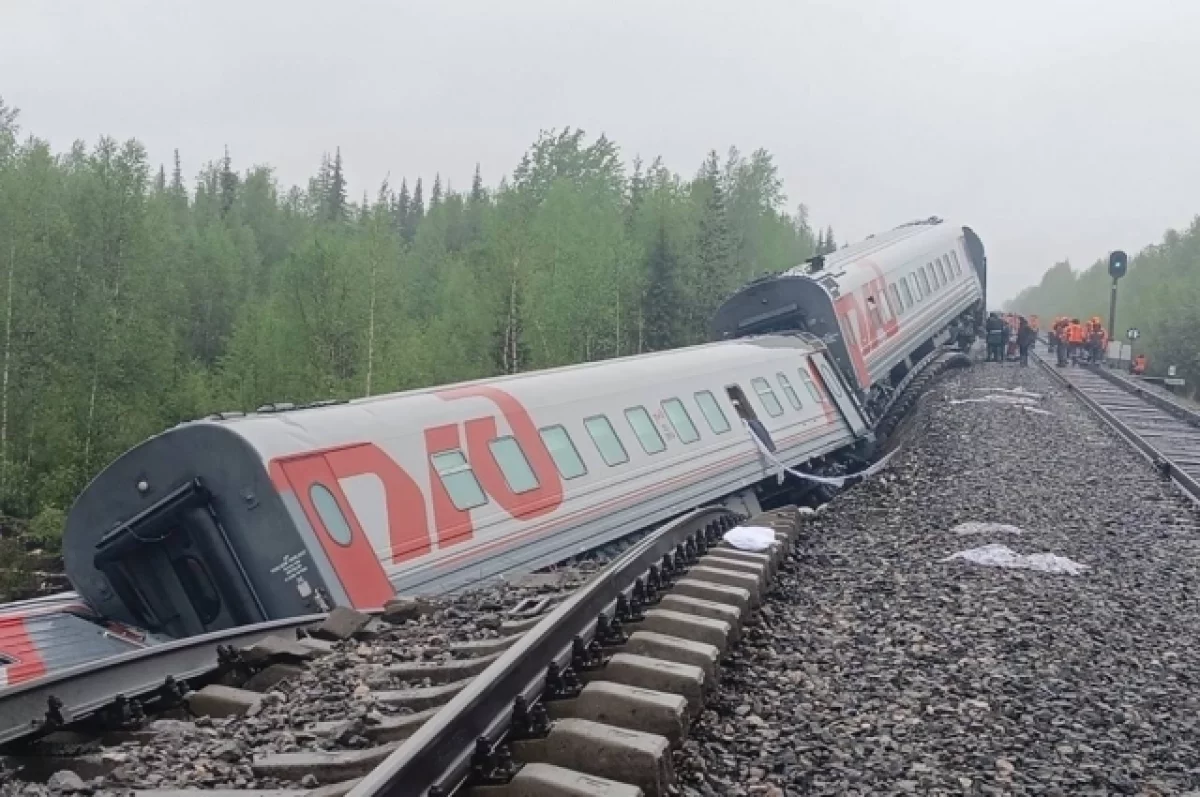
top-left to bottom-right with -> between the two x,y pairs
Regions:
678,362 -> 1200,796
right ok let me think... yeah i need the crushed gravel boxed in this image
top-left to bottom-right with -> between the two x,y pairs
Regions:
678,362 -> 1200,796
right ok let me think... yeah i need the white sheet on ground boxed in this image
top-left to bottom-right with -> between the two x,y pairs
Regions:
952,521 -> 1025,536
944,543 -> 1088,575
723,525 -> 778,552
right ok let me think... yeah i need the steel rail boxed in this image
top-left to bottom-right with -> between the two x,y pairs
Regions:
350,506 -> 738,797
0,613 -> 324,747
1034,352 -> 1200,503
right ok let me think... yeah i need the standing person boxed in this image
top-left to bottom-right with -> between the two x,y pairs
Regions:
1066,318 -> 1085,365
1000,316 -> 1012,361
985,313 -> 1004,362
1056,318 -> 1070,367
1017,316 -> 1036,366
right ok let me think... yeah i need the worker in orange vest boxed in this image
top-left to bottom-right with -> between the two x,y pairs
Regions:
1066,319 -> 1086,365
1131,353 -> 1147,375
1054,317 -> 1071,365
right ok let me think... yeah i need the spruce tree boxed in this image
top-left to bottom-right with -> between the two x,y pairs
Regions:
430,173 -> 442,209
691,150 -> 733,338
219,146 -> 238,218
154,165 -> 166,194
395,178 -> 410,236
470,164 -> 485,204
642,221 -> 682,352
403,178 -> 424,241
823,225 -> 836,254
327,148 -> 347,223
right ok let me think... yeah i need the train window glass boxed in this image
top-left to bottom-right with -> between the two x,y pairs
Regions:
936,257 -> 949,284
0,653 -> 15,666
694,390 -> 731,434
867,296 -> 886,330
950,251 -> 962,276
171,554 -> 222,625
310,483 -> 355,545
751,377 -> 784,417
430,450 -> 488,510
624,406 -> 666,455
662,398 -> 700,444
926,263 -> 939,290
899,279 -> 914,308
776,373 -> 803,409
726,384 -> 759,423
917,269 -> 931,296
885,284 -> 901,317
584,415 -> 630,466
539,425 -> 587,479
799,369 -> 825,403
818,363 -> 845,397
488,436 -> 540,494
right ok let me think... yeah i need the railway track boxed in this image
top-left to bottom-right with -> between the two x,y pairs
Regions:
1,505 -> 802,797
1035,350 -> 1200,501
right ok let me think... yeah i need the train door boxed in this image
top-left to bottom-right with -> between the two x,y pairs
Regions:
92,481 -> 266,639
274,454 -> 396,610
809,354 -> 870,437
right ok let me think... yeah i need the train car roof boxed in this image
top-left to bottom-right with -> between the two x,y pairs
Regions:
781,217 -> 968,283
188,333 -> 822,429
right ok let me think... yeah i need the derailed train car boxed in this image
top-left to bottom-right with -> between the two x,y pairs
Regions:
712,217 -> 987,419
0,216 -> 985,682
60,335 -> 870,641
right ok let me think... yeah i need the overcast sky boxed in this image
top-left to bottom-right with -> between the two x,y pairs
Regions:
4,0 -> 1199,302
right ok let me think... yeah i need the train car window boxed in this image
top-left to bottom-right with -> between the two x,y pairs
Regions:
0,653 -> 15,666
624,406 -> 666,455
866,296 -> 886,330
171,555 -> 222,625
909,273 -> 923,301
950,251 -> 962,276
776,373 -> 803,409
662,398 -> 700,444
818,363 -> 845,397
936,257 -> 949,284
899,279 -> 914,308
799,369 -> 824,403
309,483 -> 355,545
539,425 -> 587,479
584,415 -> 630,466
751,378 -> 784,417
725,384 -> 758,422
885,284 -> 902,317
917,269 -> 931,296
430,450 -> 489,510
926,263 -> 939,290
488,436 -> 541,494
694,390 -> 731,434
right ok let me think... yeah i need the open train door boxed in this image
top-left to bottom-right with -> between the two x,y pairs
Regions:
809,353 -> 870,437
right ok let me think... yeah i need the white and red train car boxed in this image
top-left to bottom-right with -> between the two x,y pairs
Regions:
61,334 -> 871,640
712,217 -> 987,417
0,592 -> 147,686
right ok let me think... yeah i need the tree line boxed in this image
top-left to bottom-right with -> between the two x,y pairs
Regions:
1007,216 -> 1200,389
0,97 -> 826,539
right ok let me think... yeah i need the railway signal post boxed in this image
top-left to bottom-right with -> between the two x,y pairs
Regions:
1108,250 -> 1128,339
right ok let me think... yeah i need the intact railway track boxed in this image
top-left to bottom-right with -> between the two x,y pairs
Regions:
1035,350 -> 1200,501
1,505 -> 802,797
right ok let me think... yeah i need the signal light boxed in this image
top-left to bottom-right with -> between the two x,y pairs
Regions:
1109,250 -> 1128,280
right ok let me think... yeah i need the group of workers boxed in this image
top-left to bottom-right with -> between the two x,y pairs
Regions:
984,312 -> 1039,365
1047,316 -> 1109,367
983,312 -> 1149,375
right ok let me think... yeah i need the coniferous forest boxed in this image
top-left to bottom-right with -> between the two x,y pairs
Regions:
0,97 -> 829,544
1007,217 -> 1200,388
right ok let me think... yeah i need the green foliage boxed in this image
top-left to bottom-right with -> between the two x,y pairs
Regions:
0,101 -> 819,522
1008,217 -> 1200,387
